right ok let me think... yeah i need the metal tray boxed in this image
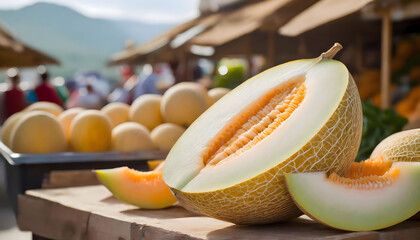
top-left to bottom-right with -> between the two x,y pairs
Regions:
0,141 -> 168,165
0,141 -> 168,213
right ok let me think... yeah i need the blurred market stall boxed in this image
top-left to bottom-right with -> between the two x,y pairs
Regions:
0,24 -> 59,68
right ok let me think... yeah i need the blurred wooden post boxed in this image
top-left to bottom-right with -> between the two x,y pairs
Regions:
380,6 -> 392,109
246,36 -> 253,77
267,31 -> 275,67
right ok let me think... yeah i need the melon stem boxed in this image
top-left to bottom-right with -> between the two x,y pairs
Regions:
319,43 -> 343,61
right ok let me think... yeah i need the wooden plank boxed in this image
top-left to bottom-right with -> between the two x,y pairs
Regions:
18,194 -> 89,240
42,170 -> 99,189
18,186 -> 420,240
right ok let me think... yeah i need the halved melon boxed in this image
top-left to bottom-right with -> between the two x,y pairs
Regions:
371,128 -> 420,162
163,44 -> 363,224
95,165 -> 177,209
285,156 -> 420,231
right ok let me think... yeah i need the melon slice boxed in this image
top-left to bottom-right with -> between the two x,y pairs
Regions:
285,156 -> 420,231
163,44 -> 363,224
95,164 -> 176,209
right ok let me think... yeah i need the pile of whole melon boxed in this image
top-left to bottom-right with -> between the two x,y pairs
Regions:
95,44 -> 419,232
1,84 -> 230,154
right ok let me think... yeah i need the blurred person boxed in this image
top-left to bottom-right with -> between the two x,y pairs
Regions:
133,64 -> 160,99
108,65 -> 135,103
3,68 -> 26,120
34,66 -> 62,106
67,83 -> 103,109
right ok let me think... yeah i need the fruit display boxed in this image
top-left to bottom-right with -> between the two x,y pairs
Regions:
130,94 -> 163,131
213,58 -> 246,89
163,44 -> 364,224
355,36 -> 420,124
58,108 -> 84,140
69,110 -> 112,152
24,101 -> 63,117
101,102 -> 130,128
95,162 -> 177,209
111,122 -> 156,151
10,111 -> 67,154
207,87 -> 230,106
1,81 -> 229,154
285,156 -> 420,231
1,112 -> 25,148
150,123 -> 185,151
160,83 -> 208,127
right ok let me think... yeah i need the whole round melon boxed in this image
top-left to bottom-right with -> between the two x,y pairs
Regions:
371,128 -> 420,162
130,94 -> 163,131
25,101 -> 63,116
208,87 -> 230,106
111,122 -> 156,151
10,111 -> 67,153
177,82 -> 211,106
1,112 -> 26,148
70,110 -> 112,152
163,44 -> 363,224
151,123 -> 185,151
101,102 -> 130,128
58,108 -> 84,140
161,83 -> 207,127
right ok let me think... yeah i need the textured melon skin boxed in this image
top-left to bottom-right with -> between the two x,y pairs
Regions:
172,75 -> 363,224
371,129 -> 420,162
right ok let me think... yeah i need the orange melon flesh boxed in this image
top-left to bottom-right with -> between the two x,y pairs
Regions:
285,157 -> 420,231
95,166 -> 177,209
205,78 -> 306,167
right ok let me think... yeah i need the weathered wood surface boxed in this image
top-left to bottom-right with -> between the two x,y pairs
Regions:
18,185 -> 420,240
41,170 -> 99,189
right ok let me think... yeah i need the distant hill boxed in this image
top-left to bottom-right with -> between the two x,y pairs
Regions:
0,2 -> 175,81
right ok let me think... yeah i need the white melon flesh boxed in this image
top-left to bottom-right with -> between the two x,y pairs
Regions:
163,52 -> 363,224
285,162 -> 420,231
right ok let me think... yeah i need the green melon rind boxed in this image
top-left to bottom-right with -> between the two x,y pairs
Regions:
371,129 -> 420,162
95,167 -> 131,203
284,162 -> 420,231
172,72 -> 363,225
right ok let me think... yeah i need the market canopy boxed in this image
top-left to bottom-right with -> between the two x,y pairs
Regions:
0,25 -> 59,68
278,0 -> 373,37
108,0 -> 319,66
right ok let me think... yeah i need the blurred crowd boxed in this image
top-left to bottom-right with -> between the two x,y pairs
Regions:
0,56 -> 265,124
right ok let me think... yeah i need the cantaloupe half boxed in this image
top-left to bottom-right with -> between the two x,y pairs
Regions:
163,44 -> 363,224
285,156 -> 420,231
371,128 -> 420,162
95,163 -> 177,209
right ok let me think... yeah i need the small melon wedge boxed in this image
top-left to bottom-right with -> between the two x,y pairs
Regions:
148,160 -> 165,171
285,159 -> 420,231
95,165 -> 176,209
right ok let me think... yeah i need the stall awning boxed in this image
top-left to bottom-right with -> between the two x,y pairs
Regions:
0,25 -> 59,68
108,0 -> 319,65
278,0 -> 373,37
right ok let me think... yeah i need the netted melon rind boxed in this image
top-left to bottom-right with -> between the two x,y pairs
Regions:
174,75 -> 363,225
371,129 -> 420,162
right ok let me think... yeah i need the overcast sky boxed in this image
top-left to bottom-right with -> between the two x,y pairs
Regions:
0,0 -> 200,23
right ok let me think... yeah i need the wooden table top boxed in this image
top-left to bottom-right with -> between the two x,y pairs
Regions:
17,185 -> 420,240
